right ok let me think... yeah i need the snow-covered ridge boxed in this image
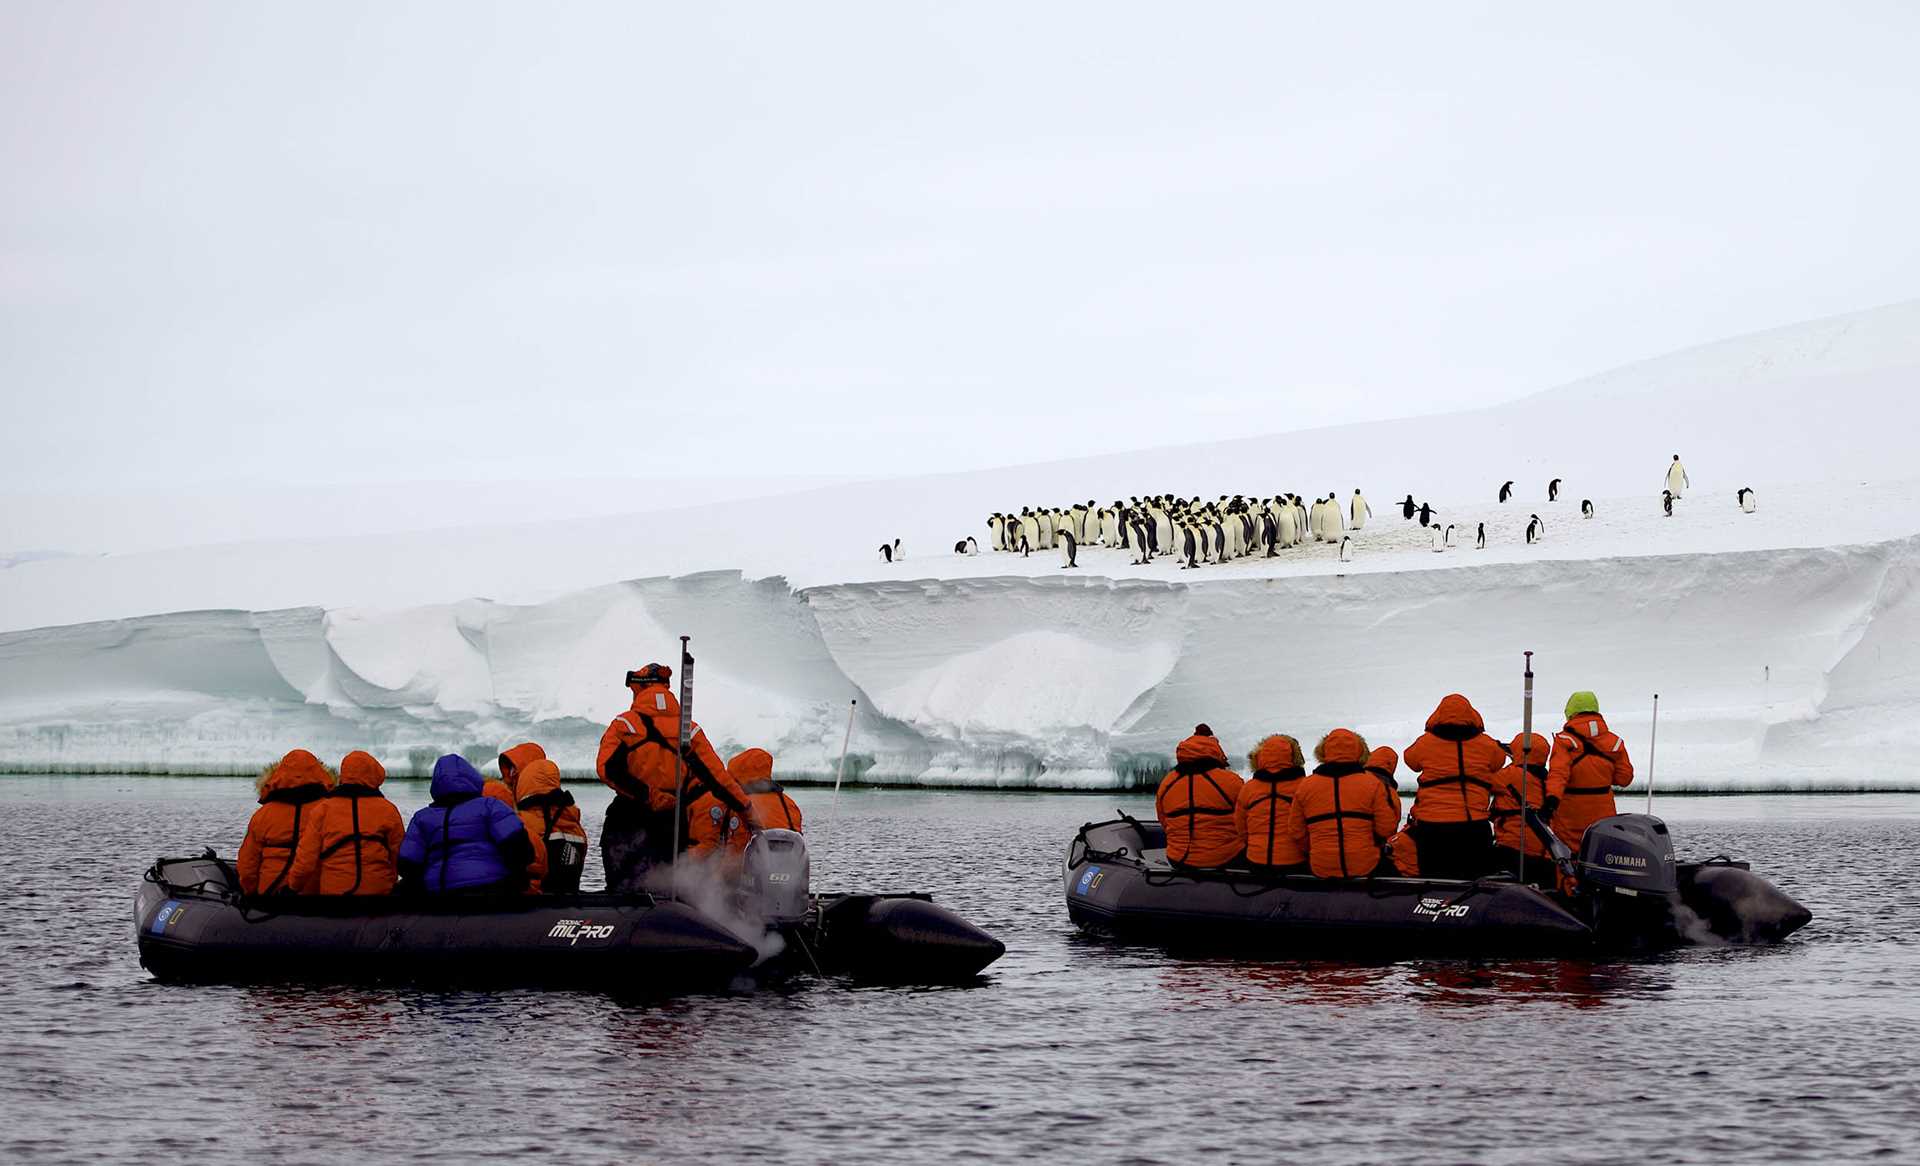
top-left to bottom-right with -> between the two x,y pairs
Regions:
7,535 -> 1919,790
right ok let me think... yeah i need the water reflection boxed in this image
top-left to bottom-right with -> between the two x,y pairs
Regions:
1405,958 -> 1672,1009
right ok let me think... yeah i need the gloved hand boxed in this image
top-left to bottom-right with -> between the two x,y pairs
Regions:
1539,796 -> 1560,822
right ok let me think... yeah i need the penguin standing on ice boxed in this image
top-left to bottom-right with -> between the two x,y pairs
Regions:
1129,515 -> 1153,565
1661,490 -> 1675,517
1339,536 -> 1352,562
1738,487 -> 1757,514
1260,512 -> 1279,557
1401,494 -> 1417,520
1548,478 -> 1562,503
954,539 -> 969,555
1058,527 -> 1079,569
1499,481 -> 1515,504
1581,499 -> 1594,520
1430,524 -> 1445,552
1475,522 -> 1487,550
1526,515 -> 1544,544
1417,502 -> 1434,528
1350,489 -> 1371,531
879,538 -> 901,563
1667,455 -> 1690,499
988,513 -> 1006,550
1444,524 -> 1456,549
1179,525 -> 1200,569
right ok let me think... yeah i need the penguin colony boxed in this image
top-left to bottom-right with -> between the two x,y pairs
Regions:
943,456 -> 1753,569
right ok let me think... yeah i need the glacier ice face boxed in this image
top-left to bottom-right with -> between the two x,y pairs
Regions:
4,538 -> 1920,789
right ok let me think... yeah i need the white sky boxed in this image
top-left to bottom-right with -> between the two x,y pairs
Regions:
4,1 -> 1919,510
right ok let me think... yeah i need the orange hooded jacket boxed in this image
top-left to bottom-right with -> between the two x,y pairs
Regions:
288,751 -> 404,895
514,758 -> 586,893
595,676 -> 757,829
1284,730 -> 1400,878
483,742 -> 544,810
238,749 -> 334,896
1365,745 -> 1402,819
1235,734 -> 1306,867
1154,729 -> 1244,868
689,748 -> 805,861
1403,694 -> 1508,824
1547,713 -> 1635,850
1492,732 -> 1552,859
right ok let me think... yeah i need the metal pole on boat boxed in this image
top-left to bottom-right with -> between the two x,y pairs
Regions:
1644,693 -> 1659,814
816,698 -> 857,887
670,635 -> 693,901
1519,651 -> 1534,885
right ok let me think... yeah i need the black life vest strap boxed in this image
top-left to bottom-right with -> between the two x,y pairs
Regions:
1564,784 -> 1615,796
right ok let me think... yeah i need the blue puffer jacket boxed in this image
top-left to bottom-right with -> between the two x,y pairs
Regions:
398,755 -> 533,892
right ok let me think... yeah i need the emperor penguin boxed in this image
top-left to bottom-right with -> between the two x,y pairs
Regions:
1667,455 -> 1689,498
1338,535 -> 1352,562
1153,507 -> 1174,558
1525,515 -> 1543,544
954,539 -> 969,555
1738,487 -> 1757,514
1211,521 -> 1227,562
988,513 -> 1006,550
1661,490 -> 1674,517
1020,511 -> 1040,556
1179,524 -> 1200,569
1277,501 -> 1298,548
1350,489 -> 1370,531
1430,524 -> 1445,552
1581,499 -> 1594,520
1548,478 -> 1562,503
1260,512 -> 1279,556
1037,508 -> 1055,550
1058,527 -> 1079,569
1499,481 -> 1514,504
1293,496 -> 1308,545
1444,524 -> 1456,549
1475,522 -> 1487,550
1129,515 -> 1153,565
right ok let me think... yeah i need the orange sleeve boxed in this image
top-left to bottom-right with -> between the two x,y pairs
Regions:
286,806 -> 323,894
237,811 -> 264,896
1372,784 -> 1399,842
1546,735 -> 1573,802
1403,737 -> 1429,774
1283,790 -> 1310,862
1611,739 -> 1636,788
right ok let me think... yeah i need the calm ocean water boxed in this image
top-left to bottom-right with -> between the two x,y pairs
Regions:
1,777 -> 1913,1165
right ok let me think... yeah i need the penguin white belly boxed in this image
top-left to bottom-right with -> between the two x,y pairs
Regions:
1667,465 -> 1687,496
1350,498 -> 1366,530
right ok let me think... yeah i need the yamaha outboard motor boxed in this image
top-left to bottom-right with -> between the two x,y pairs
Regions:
1577,814 -> 1679,946
743,828 -> 810,924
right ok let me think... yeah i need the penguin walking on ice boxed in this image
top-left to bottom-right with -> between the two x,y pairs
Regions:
1401,494 -> 1417,520
1475,522 -> 1487,550
1738,487 -> 1757,514
1499,481 -> 1514,504
879,538 -> 901,563
1058,527 -> 1079,569
1417,502 -> 1434,528
1526,515 -> 1544,544
1662,490 -> 1675,517
1581,499 -> 1594,520
1548,478 -> 1562,503
1444,524 -> 1456,549
1350,488 -> 1371,531
1339,535 -> 1352,562
1667,454 -> 1689,499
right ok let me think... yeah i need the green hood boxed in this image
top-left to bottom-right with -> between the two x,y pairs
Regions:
1564,690 -> 1600,719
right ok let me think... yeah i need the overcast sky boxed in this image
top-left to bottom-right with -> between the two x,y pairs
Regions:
5,1 -> 1918,500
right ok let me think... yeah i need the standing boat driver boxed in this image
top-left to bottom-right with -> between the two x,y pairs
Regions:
595,663 -> 760,892
1546,691 -> 1637,852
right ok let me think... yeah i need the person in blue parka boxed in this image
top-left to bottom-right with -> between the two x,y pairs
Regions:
398,754 -> 535,894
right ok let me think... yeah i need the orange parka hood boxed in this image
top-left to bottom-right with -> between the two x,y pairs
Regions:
499,742 -> 547,786
1508,732 -> 1551,769
1365,746 -> 1399,777
1314,729 -> 1368,767
1425,694 -> 1487,737
339,750 -> 386,790
1250,735 -> 1304,775
515,758 -> 564,800
1175,732 -> 1230,768
259,749 -> 332,802
729,748 -> 775,784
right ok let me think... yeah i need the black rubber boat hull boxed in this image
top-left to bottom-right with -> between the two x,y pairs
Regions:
809,894 -> 1006,982
139,856 -> 758,990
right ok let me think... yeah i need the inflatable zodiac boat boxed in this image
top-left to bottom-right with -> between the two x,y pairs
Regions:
1065,812 -> 1810,957
138,829 -> 1004,989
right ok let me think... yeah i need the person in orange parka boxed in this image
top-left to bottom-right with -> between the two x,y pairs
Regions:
1235,734 -> 1307,872
1284,729 -> 1400,879
1365,745 -> 1402,818
288,750 -> 405,895
730,748 -> 803,834
238,749 -> 334,896
595,663 -> 759,891
514,758 -> 588,893
484,741 -> 546,810
1154,725 -> 1244,869
1385,825 -> 1419,878
1547,691 -> 1636,852
1403,693 -> 1508,880
1490,731 -> 1554,888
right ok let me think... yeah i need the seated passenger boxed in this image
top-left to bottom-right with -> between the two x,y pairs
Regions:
397,754 -> 534,894
1284,729 -> 1399,878
732,748 -> 803,834
1490,731 -> 1555,887
514,758 -> 587,893
1235,734 -> 1306,874
1385,823 -> 1419,878
1403,693 -> 1507,879
487,741 -> 546,809
238,748 -> 334,896
288,750 -> 404,895
1548,691 -> 1637,852
1154,724 -> 1244,869
1365,745 -> 1402,818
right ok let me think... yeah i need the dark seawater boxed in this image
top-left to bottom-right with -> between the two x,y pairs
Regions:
1,777 -> 1915,1165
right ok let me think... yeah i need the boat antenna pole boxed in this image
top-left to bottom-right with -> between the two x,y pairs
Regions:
1644,693 -> 1659,814
1519,651 -> 1534,886
816,698 -> 857,888
670,635 -> 693,902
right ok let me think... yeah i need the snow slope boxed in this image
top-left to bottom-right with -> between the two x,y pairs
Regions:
3,299 -> 1920,786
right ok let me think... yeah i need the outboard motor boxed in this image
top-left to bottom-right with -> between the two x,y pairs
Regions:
1577,814 -> 1679,947
742,828 -> 810,923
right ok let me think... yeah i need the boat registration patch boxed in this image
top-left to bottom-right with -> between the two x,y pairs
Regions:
1412,897 -> 1471,921
545,918 -> 618,947
149,899 -> 185,935
1075,866 -> 1103,895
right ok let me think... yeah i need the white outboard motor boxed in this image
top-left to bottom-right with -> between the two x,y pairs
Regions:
743,828 -> 811,923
